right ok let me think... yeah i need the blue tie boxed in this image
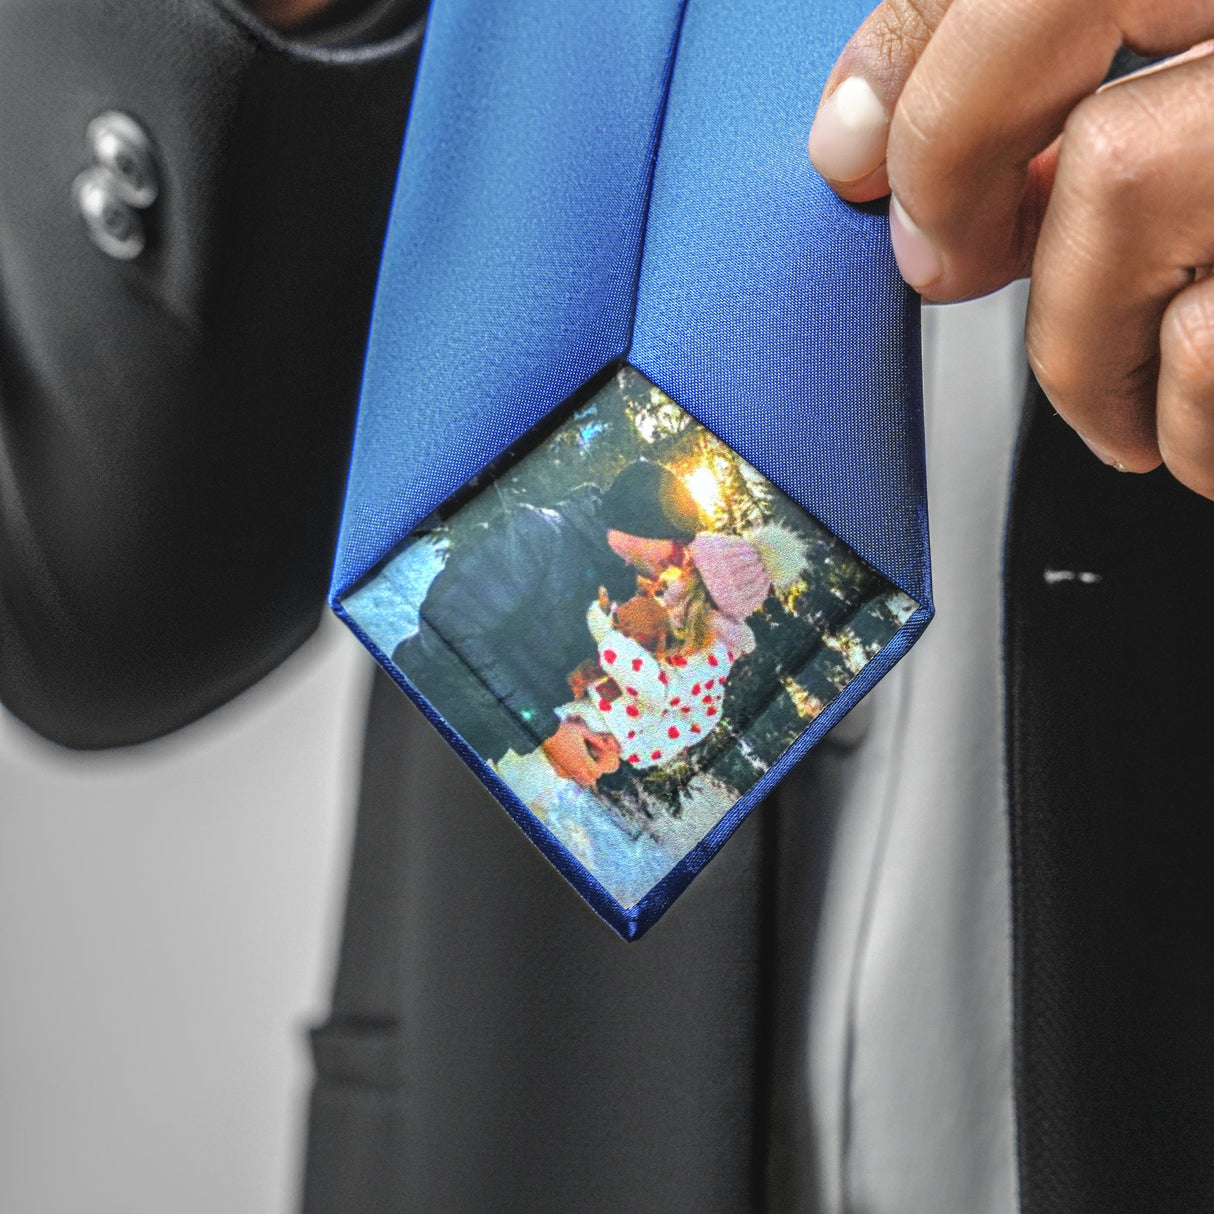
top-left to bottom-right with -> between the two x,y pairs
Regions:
330,0 -> 932,939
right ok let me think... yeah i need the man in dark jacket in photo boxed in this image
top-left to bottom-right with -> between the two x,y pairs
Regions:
392,462 -> 703,765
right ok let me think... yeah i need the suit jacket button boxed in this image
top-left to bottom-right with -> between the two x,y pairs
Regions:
87,111 -> 159,208
73,166 -> 146,260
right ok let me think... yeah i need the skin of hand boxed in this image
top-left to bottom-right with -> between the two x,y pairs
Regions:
808,0 -> 1214,500
542,715 -> 622,787
249,0 -> 337,30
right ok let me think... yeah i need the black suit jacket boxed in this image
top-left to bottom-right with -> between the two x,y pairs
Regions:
0,0 -> 423,746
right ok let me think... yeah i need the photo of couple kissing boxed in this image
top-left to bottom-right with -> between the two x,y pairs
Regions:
344,366 -> 915,907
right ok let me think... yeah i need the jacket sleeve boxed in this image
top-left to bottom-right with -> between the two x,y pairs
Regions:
391,505 -> 579,760
0,0 -> 424,747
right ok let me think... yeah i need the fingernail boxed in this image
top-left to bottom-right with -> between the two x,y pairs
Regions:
809,76 -> 890,183
889,195 -> 943,291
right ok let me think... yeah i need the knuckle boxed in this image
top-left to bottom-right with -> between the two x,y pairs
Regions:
1062,91 -> 1161,205
873,0 -> 937,64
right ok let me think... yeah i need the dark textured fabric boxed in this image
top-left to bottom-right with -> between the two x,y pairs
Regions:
1007,378 -> 1214,1212
0,0 -> 423,746
391,486 -> 636,761
301,666 -> 773,1214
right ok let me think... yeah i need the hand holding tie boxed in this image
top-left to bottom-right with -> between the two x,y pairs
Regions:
810,0 -> 1214,500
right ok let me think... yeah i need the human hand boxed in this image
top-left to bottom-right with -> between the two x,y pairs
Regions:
542,716 -> 622,787
808,1 -> 1214,499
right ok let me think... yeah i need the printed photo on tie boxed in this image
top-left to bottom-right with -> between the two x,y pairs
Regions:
341,365 -> 916,908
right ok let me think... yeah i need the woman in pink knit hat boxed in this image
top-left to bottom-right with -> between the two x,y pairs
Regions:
575,522 -> 809,769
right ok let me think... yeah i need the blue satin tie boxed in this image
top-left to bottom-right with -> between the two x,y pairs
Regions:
330,0 -> 932,938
